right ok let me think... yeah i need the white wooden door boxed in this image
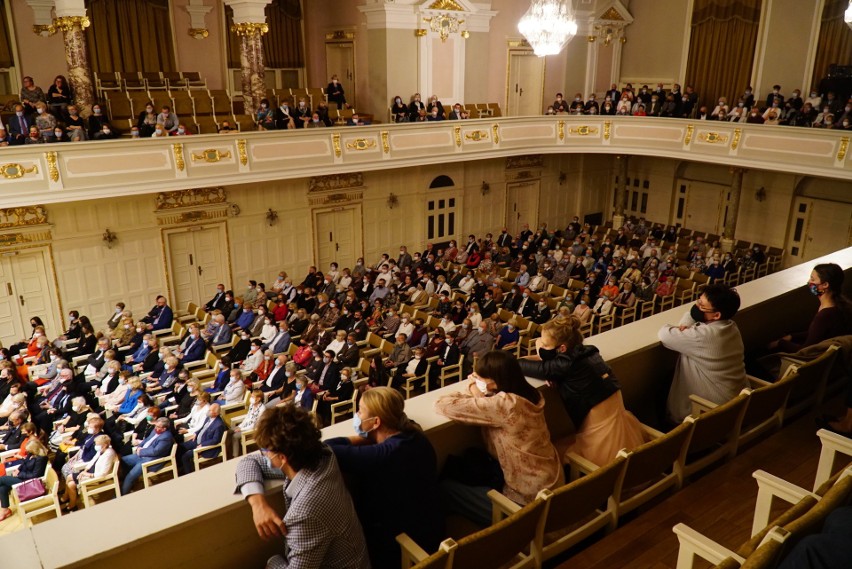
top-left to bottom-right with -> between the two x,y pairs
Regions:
166,225 -> 228,310
0,250 -> 59,347
0,258 -> 24,348
506,181 -> 541,236
325,42 -> 355,108
789,198 -> 852,263
507,52 -> 545,116
10,252 -> 58,337
683,182 -> 726,234
315,207 -> 360,271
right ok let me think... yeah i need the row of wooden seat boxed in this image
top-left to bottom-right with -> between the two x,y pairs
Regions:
400,343 -> 846,569
95,70 -> 207,96
386,102 -> 503,122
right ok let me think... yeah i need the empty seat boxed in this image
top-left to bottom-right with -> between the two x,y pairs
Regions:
142,72 -> 166,90
105,92 -> 133,120
182,71 -> 207,90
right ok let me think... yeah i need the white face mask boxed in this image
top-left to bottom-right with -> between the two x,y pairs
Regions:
475,378 -> 488,394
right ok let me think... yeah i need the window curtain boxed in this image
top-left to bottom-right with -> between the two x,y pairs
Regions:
225,0 -> 305,69
685,0 -> 762,109
84,0 -> 176,73
0,0 -> 14,68
811,0 -> 852,88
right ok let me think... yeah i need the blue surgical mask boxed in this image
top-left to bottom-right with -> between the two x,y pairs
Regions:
352,414 -> 371,438
808,283 -> 822,296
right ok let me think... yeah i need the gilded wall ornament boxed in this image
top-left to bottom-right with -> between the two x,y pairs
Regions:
155,188 -> 227,210
0,206 -> 48,229
506,155 -> 544,169
309,173 -> 364,193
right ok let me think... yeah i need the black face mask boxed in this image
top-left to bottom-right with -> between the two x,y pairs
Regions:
690,304 -> 707,323
538,346 -> 559,361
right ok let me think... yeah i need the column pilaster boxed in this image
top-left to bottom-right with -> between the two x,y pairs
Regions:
613,155 -> 629,227
722,168 -> 746,251
52,15 -> 95,117
232,22 -> 268,117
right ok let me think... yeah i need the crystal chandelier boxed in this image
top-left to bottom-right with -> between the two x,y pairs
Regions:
517,0 -> 579,57
846,0 -> 852,30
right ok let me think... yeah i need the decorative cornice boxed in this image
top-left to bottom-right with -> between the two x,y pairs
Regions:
506,155 -> 544,170
309,173 -> 364,193
428,0 -> 464,10
52,16 -> 90,33
0,206 -> 48,229
188,28 -> 209,39
155,187 -> 227,210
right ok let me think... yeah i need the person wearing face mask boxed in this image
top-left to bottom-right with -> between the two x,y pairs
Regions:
65,106 -> 88,141
460,322 -> 495,370
658,284 -> 746,423
57,415 -> 104,480
156,104 -> 179,134
325,386 -> 442,567
137,101 -> 158,137
7,104 -> 33,145
391,95 -> 409,122
435,351 -> 563,527
519,317 -> 643,466
121,417 -> 174,494
61,434 -> 116,512
326,74 -> 347,109
495,318 -> 521,350
293,97 -> 311,128
232,389 -> 266,455
8,316 -> 45,356
275,100 -> 296,129
766,263 -> 851,357
240,340 -> 265,377
179,402 -> 227,474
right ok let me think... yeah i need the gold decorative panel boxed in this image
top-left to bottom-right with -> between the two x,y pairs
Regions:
381,131 -> 390,154
454,126 -> 462,147
155,187 -> 227,210
156,208 -> 228,226
569,126 -> 598,136
0,206 -> 48,229
506,155 -> 544,169
604,121 -> 612,141
237,139 -> 248,165
172,143 -> 185,171
45,151 -> 59,182
1,163 -> 38,179
600,7 -> 624,21
699,132 -> 729,144
309,173 -> 364,193
332,133 -> 342,158
308,191 -> 364,207
345,138 -> 376,151
684,125 -> 694,146
464,131 -> 489,142
731,128 -> 742,150
838,137 -> 849,162
191,149 -> 232,162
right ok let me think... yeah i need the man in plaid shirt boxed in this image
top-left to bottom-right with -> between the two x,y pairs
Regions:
234,405 -> 370,568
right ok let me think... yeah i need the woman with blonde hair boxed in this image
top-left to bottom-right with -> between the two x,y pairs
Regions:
112,316 -> 136,346
519,316 -> 644,466
326,387 -> 443,568
61,434 -> 116,511
0,438 -> 48,521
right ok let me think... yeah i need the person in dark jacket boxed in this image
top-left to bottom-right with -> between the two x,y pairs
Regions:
518,316 -> 644,467
0,438 -> 49,520
326,387 -> 443,568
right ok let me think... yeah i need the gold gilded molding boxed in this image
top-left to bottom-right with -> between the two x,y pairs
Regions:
172,143 -> 185,171
569,125 -> 599,136
684,124 -> 694,146
838,137 -> 849,162
492,124 -> 500,144
0,163 -> 38,179
381,131 -> 390,154
188,28 -> 209,39
0,233 -> 25,246
155,187 -> 227,210
731,128 -> 742,151
600,7 -> 625,21
415,29 -> 427,37
33,24 -> 55,35
604,121 -> 612,141
326,30 -> 355,40
345,138 -> 377,151
237,139 -> 248,165
464,130 -> 489,142
506,155 -> 544,169
0,206 -> 48,229
332,133 -> 342,158
699,132 -> 729,144
191,149 -> 232,163
508,39 -> 531,48
454,126 -> 462,147
558,121 -> 565,141
309,173 -> 364,193
308,191 -> 364,207
44,151 -> 59,182
52,16 -> 90,33
230,22 -> 269,36
429,0 -> 464,10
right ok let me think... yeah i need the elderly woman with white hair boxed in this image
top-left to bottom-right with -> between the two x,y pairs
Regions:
61,433 -> 117,511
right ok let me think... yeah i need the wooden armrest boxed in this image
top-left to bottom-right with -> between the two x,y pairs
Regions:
230,414 -> 246,426
752,469 -> 815,535
565,451 -> 600,474
194,441 -> 223,454
77,471 -> 114,488
672,523 -> 744,566
183,360 -> 206,370
747,374 -> 772,388
487,488 -> 521,523
142,454 -> 173,470
640,423 -> 666,439
330,399 -> 351,411
689,394 -> 718,415
395,533 -> 430,564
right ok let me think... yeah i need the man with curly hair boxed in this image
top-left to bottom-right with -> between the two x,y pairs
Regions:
233,405 -> 370,568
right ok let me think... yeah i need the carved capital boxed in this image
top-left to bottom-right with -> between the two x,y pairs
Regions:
231,22 -> 269,36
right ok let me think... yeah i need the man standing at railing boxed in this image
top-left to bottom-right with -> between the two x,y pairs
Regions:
658,284 -> 747,423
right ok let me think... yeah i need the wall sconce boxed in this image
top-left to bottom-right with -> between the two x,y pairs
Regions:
480,181 -> 490,196
102,228 -> 117,249
755,187 -> 767,202
558,172 -> 567,185
387,193 -> 399,209
266,208 -> 279,227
